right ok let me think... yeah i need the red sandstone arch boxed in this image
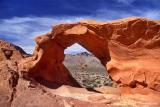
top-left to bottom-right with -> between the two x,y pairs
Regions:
19,17 -> 160,91
25,24 -> 111,86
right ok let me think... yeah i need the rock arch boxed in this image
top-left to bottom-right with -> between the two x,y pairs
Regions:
20,24 -> 111,86
19,17 -> 160,91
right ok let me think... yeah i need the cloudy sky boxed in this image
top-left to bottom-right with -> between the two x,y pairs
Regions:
0,0 -> 160,54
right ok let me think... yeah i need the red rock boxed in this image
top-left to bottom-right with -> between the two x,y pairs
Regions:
0,20 -> 160,106
0,39 -> 28,107
0,39 -> 27,61
19,17 -> 160,93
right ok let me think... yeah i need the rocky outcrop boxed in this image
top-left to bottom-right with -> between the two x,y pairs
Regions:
0,39 -> 27,61
1,17 -> 160,106
19,17 -> 160,92
107,17 -> 160,92
1,40 -> 159,107
0,39 -> 28,107
19,25 -> 111,86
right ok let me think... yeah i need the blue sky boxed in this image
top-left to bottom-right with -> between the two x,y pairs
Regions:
0,0 -> 160,54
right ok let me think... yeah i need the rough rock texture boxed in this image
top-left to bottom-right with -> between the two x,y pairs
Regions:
0,39 -> 28,107
1,51 -> 160,107
0,39 -> 27,61
1,17 -> 160,107
19,17 -> 160,92
107,18 -> 160,92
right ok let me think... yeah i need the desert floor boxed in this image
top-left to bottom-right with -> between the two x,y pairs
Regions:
64,53 -> 116,88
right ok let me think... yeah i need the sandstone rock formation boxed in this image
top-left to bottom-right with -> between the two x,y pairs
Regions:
0,39 -> 27,61
1,39 -> 159,107
19,17 -> 160,92
0,39 -> 28,106
0,17 -> 160,107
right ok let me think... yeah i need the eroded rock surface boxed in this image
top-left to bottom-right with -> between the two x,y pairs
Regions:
19,17 -> 160,92
0,39 -> 28,107
0,17 -> 160,107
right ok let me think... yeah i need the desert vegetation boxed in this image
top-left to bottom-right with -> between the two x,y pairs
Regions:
64,53 -> 115,88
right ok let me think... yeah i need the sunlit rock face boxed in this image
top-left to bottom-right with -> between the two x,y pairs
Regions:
0,17 -> 160,107
0,39 -> 27,61
0,39 -> 27,106
19,17 -> 160,93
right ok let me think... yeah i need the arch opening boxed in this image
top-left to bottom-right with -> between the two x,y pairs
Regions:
64,43 -> 114,88
26,26 -> 113,88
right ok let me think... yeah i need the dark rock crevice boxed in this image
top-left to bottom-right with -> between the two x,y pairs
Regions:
9,73 -> 19,106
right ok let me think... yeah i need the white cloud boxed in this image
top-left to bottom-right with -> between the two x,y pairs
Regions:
94,9 -> 134,21
94,8 -> 160,20
0,16 -> 88,54
0,8 -> 159,54
141,10 -> 160,20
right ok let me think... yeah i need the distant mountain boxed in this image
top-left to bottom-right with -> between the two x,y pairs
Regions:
76,52 -> 92,56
